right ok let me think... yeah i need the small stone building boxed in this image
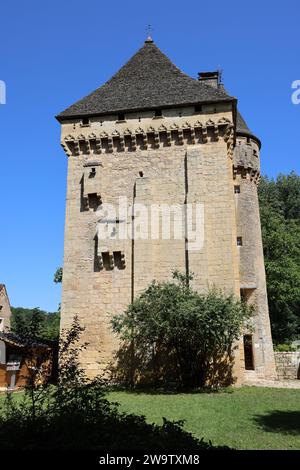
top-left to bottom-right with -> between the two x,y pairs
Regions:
56,37 -> 277,385
0,333 -> 52,391
0,284 -> 11,333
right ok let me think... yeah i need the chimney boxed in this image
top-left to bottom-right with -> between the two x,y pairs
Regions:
198,71 -> 220,89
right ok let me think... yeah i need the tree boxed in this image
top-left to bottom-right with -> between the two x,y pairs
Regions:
111,272 -> 254,389
53,267 -> 63,284
11,307 -> 45,339
11,307 -> 60,341
258,173 -> 300,343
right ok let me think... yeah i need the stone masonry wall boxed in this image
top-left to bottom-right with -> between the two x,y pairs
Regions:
59,104 -> 276,385
275,352 -> 300,380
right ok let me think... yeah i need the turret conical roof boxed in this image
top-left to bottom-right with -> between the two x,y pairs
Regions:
236,110 -> 261,147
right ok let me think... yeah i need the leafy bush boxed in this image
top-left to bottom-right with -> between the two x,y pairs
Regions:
111,272 -> 254,389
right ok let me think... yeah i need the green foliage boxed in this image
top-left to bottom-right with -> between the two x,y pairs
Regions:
258,172 -> 300,343
274,343 -> 298,352
53,267 -> 63,284
11,307 -> 60,341
112,272 -> 254,389
0,317 -> 227,450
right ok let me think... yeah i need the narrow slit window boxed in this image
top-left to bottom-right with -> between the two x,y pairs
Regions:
244,335 -> 255,370
234,185 -> 240,194
237,236 -> 243,246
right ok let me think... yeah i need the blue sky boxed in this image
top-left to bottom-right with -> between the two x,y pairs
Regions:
0,0 -> 299,311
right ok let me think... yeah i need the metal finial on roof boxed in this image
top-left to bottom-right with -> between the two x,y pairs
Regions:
217,65 -> 223,84
145,24 -> 154,43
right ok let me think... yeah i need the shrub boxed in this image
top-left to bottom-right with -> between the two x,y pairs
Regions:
111,272 -> 254,389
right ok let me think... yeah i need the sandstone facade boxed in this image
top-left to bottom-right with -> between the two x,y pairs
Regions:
57,38 -> 277,384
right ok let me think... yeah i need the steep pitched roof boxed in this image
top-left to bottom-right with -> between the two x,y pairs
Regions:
57,39 -> 235,120
236,110 -> 261,147
236,111 -> 252,135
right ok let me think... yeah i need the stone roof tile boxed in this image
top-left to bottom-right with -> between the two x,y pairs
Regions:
57,40 -> 235,120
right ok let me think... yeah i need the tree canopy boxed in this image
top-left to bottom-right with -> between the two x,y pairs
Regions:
258,172 -> 300,344
10,307 -> 60,341
53,267 -> 63,284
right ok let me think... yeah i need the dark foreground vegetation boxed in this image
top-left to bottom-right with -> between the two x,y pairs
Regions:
0,318 -> 229,451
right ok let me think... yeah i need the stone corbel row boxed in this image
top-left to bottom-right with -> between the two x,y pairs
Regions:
233,166 -> 260,183
61,117 -> 233,156
223,123 -> 234,159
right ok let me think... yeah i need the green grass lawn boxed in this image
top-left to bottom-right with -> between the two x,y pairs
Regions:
1,386 -> 299,450
109,387 -> 300,450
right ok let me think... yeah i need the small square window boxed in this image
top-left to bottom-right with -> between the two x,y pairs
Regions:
81,117 -> 90,126
154,109 -> 162,117
194,104 -> 203,113
234,185 -> 240,194
253,149 -> 258,156
117,113 -> 125,121
237,237 -> 243,246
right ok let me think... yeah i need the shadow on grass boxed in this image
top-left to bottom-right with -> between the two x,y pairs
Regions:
106,385 -> 235,395
254,411 -> 300,435
0,408 -> 232,451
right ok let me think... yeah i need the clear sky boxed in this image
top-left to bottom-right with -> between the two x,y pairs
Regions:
0,0 -> 299,312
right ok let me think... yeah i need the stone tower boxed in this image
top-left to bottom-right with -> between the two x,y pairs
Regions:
56,37 -> 276,384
